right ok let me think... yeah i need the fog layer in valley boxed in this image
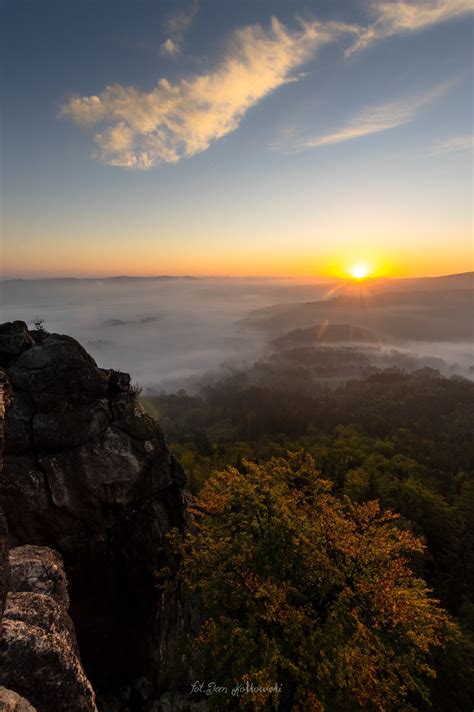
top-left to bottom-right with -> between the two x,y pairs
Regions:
0,277 -> 331,390
1,274 -> 473,391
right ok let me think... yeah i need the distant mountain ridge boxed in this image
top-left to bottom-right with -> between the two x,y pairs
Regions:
245,287 -> 474,342
336,272 -> 473,296
1,271 -> 472,286
0,275 -> 199,284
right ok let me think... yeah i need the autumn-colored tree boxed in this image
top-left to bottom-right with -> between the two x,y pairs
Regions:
170,452 -> 453,711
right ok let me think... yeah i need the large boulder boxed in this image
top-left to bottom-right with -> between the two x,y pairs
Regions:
5,592 -> 79,657
32,399 -> 110,452
7,334 -> 108,411
0,368 -> 13,462
0,322 -> 35,368
3,392 -> 34,455
0,546 -> 97,712
8,546 -> 69,608
0,687 -> 37,712
0,323 -> 189,691
0,510 -> 9,629
0,379 -> 10,631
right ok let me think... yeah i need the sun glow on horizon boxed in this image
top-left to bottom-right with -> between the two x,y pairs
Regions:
349,262 -> 372,280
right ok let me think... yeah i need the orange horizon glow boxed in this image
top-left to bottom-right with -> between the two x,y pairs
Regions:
2,258 -> 472,281
4,206 -> 473,282
2,232 -> 473,282
1,252 -> 473,280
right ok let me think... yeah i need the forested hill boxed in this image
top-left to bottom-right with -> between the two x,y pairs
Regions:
243,288 -> 474,340
142,367 -> 474,711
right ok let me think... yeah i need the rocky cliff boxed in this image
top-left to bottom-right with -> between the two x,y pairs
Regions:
0,322 -> 190,702
0,539 -> 97,712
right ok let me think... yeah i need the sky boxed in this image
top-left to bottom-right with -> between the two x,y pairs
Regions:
1,0 -> 473,279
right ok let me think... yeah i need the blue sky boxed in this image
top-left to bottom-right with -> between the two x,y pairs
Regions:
1,0 -> 473,278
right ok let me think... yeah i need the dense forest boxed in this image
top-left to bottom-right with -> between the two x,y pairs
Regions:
142,362 -> 474,710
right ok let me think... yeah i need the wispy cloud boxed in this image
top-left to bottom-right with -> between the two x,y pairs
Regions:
348,0 -> 474,53
161,1 -> 199,57
161,38 -> 181,58
298,81 -> 453,150
432,133 -> 473,154
61,2 -> 473,169
60,18 -> 348,169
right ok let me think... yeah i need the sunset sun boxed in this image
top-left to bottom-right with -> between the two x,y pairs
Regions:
349,262 -> 371,280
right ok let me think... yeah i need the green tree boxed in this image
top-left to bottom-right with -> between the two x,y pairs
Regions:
171,453 -> 453,711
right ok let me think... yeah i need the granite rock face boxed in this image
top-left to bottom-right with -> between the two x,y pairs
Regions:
0,322 -> 189,690
0,542 -> 97,712
0,369 -> 13,461
8,546 -> 69,608
0,322 -> 35,368
0,510 -> 9,631
0,687 -> 38,712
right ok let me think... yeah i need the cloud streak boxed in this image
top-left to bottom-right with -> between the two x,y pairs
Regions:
161,1 -> 198,57
348,0 -> 474,53
298,82 -> 453,149
432,133 -> 473,154
61,18 -> 345,169
60,2 -> 473,169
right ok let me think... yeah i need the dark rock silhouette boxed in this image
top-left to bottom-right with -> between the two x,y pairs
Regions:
0,322 -> 36,368
0,322 -> 189,694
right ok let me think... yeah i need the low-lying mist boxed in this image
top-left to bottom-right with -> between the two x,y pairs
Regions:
0,277 -> 330,390
1,275 -> 473,391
